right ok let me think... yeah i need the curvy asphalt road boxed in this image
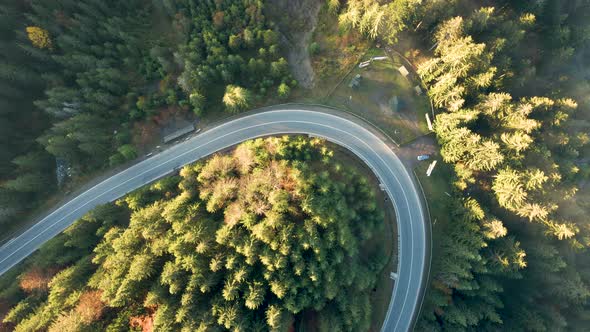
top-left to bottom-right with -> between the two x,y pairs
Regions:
0,107 -> 428,332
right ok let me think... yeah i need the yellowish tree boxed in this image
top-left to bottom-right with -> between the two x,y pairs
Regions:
26,26 -> 52,49
482,218 -> 507,239
327,0 -> 341,14
222,85 -> 252,113
547,221 -> 578,240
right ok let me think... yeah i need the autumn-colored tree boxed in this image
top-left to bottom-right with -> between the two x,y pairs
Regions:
19,267 -> 54,293
25,26 -> 52,49
75,290 -> 105,323
130,313 -> 155,332
213,11 -> 224,29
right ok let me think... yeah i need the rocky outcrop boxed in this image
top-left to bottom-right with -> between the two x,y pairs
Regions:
265,0 -> 322,88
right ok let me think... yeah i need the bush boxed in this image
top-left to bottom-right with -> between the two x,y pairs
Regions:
136,96 -> 147,110
262,29 -> 278,46
189,91 -> 205,115
228,34 -> 242,50
277,83 -> 290,99
309,42 -> 320,55
117,144 -> 137,161
165,89 -> 177,106
109,153 -> 126,167
129,108 -> 144,121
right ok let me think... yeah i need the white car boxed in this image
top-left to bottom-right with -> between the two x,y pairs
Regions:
417,154 -> 430,161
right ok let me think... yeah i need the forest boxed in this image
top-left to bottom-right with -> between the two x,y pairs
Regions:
0,0 -> 293,232
334,0 -> 590,330
0,136 -> 386,331
1,0 -> 590,331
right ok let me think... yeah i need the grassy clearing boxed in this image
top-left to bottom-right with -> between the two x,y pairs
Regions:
323,48 -> 431,144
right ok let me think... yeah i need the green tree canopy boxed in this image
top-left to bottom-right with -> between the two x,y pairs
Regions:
222,85 -> 252,113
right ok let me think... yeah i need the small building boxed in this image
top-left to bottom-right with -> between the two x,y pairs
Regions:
398,65 -> 410,77
349,74 -> 362,89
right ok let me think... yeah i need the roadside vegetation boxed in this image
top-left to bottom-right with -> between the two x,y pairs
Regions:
0,136 -> 389,331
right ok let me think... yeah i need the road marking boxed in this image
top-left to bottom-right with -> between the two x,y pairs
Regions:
0,238 -> 15,251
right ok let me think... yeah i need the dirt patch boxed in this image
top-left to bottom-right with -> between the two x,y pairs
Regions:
265,0 -> 322,88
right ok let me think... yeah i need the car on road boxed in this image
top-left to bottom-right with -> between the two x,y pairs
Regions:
417,154 -> 430,161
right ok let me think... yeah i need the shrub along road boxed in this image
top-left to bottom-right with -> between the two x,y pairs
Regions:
0,106 -> 429,332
